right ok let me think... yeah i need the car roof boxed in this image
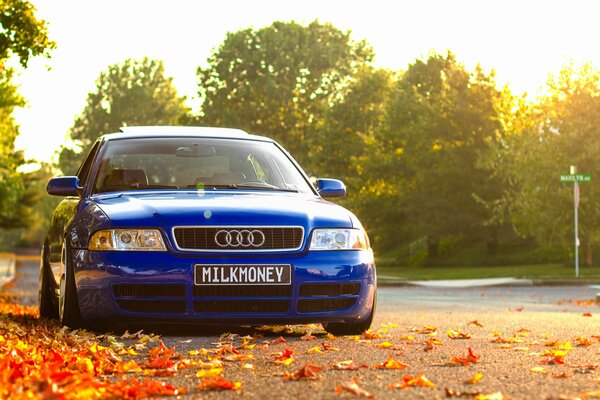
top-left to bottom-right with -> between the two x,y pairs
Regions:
99,126 -> 274,142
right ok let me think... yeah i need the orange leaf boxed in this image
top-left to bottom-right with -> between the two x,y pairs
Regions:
464,372 -> 484,384
411,325 -> 437,334
449,347 -> 479,366
447,329 -> 471,340
336,377 -> 376,398
362,330 -> 382,340
468,320 -> 484,328
388,373 -> 435,389
332,360 -> 368,370
301,332 -> 317,341
198,377 -> 242,391
283,362 -> 323,380
322,342 -> 341,352
373,355 -> 409,370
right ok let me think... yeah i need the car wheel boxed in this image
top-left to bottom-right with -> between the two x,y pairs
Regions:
59,241 -> 82,328
38,245 -> 59,319
323,292 -> 376,336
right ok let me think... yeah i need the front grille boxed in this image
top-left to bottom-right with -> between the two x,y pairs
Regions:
173,226 -> 303,251
193,285 -> 292,298
113,284 -> 185,298
117,300 -> 186,313
299,283 -> 361,297
297,298 -> 357,313
194,300 -> 290,314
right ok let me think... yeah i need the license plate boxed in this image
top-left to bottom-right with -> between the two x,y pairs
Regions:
194,264 -> 291,285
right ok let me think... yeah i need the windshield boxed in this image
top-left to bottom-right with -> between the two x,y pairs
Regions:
92,137 -> 314,194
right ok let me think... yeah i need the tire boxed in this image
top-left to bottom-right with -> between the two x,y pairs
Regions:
38,245 -> 59,319
323,291 -> 376,336
59,241 -> 82,329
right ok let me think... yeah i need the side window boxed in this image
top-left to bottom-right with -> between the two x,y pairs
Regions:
77,142 -> 100,187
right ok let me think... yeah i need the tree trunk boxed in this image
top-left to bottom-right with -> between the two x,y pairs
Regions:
585,237 -> 593,267
486,228 -> 499,255
427,238 -> 439,259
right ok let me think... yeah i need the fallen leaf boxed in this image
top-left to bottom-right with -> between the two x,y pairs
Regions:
531,367 -> 546,374
332,360 -> 369,370
301,332 -> 317,341
373,355 -> 409,370
283,362 -> 323,380
362,330 -> 382,340
336,377 -> 376,398
449,347 -> 479,366
468,320 -> 484,328
411,325 -> 437,334
475,393 -> 504,400
306,346 -> 325,354
322,342 -> 341,352
464,372 -> 484,384
448,329 -> 471,339
388,373 -> 435,389
198,377 -> 242,391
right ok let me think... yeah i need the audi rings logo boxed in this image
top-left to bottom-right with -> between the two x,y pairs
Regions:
214,229 -> 266,248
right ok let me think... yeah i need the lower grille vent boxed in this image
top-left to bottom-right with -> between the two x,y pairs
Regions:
194,300 -> 290,314
297,298 -> 356,313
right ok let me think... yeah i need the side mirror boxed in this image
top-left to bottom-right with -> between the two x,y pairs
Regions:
47,176 -> 82,196
316,178 -> 346,198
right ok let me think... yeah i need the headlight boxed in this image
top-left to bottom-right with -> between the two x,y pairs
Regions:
309,228 -> 368,251
89,229 -> 167,251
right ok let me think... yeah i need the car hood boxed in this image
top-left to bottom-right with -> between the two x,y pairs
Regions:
92,190 -> 353,230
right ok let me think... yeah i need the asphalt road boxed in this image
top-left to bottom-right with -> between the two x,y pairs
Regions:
4,258 -> 600,399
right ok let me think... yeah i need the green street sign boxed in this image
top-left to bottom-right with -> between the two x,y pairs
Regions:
560,174 -> 591,182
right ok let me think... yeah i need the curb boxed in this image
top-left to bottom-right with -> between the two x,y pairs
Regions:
0,252 -> 16,289
377,277 -> 600,288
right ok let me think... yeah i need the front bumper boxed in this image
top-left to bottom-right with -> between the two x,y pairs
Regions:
73,249 -> 376,326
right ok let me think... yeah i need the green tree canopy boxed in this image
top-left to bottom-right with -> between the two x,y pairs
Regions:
363,52 -> 506,253
0,68 -> 26,228
58,57 -> 190,174
0,0 -> 53,229
0,0 -> 55,67
197,20 -> 374,167
496,63 -> 600,265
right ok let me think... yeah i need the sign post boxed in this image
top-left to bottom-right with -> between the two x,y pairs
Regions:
560,167 -> 591,278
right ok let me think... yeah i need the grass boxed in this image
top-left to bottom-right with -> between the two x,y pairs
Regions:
376,263 -> 600,281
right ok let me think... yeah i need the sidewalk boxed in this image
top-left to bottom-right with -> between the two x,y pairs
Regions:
378,275 -> 600,288
0,252 -> 16,289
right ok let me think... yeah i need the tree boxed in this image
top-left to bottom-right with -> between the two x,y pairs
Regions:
0,0 -> 53,229
58,58 -> 190,174
0,69 -> 26,228
0,0 -> 55,67
197,20 -> 373,168
496,63 -> 600,266
365,52 -> 506,255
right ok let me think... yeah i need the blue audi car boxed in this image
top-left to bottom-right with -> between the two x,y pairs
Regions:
40,127 -> 376,334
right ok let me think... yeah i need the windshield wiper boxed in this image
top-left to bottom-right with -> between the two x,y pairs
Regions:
187,183 -> 298,192
98,184 -> 179,193
234,182 -> 298,192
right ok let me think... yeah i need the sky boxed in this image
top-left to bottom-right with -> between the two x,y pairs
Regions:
11,0 -> 600,164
